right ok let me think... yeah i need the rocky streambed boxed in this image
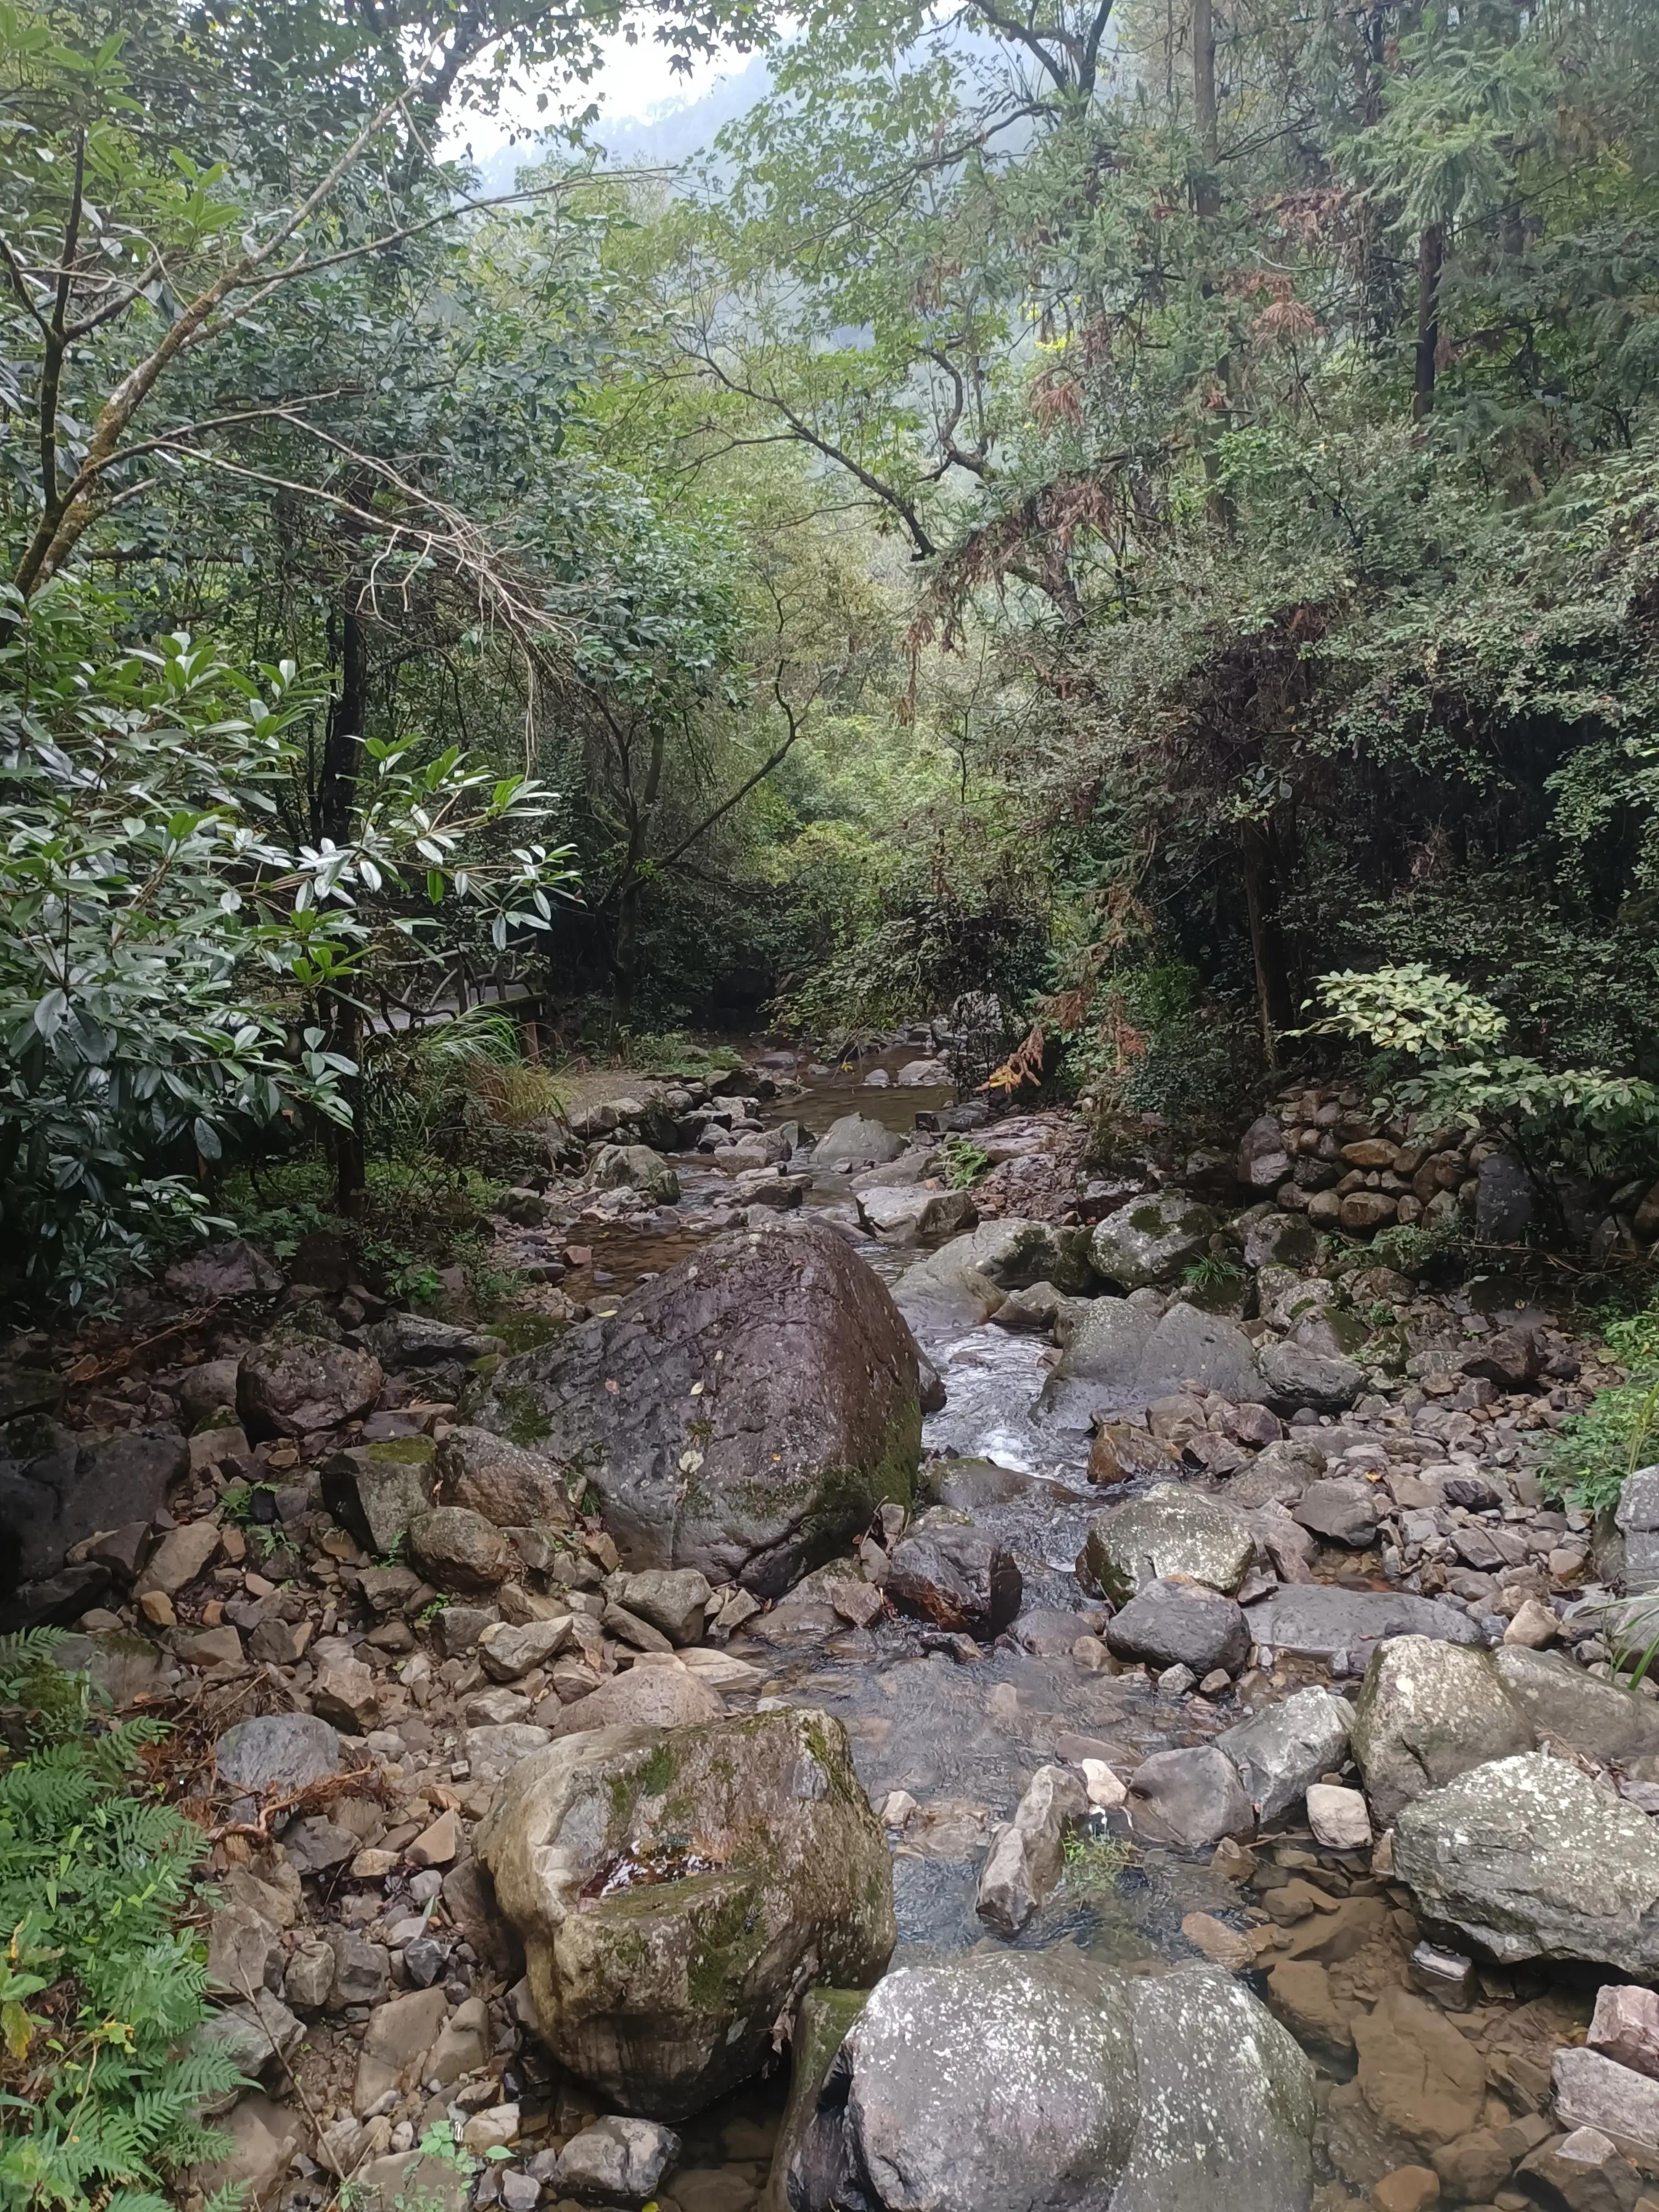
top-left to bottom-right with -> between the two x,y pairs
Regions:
9,1045 -> 1659,2212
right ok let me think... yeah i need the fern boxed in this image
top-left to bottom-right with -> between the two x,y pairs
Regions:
0,1634 -> 247,2212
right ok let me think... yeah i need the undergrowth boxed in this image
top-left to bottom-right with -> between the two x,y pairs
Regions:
1542,1302 -> 1659,1515
0,1631 -> 243,2211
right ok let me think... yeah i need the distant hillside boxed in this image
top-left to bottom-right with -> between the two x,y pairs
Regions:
470,55 -> 771,195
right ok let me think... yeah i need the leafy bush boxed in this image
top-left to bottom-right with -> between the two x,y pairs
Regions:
0,584 -> 567,1311
0,1632 -> 242,2212
1542,1305 -> 1659,1515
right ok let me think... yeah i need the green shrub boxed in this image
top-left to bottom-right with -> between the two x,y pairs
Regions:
0,1632 -> 244,2212
1541,1305 -> 1659,1515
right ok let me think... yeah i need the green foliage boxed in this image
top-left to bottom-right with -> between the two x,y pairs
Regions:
939,1137 -> 990,1189
1543,1304 -> 1659,1514
1060,1829 -> 1133,1900
0,1633 -> 243,2212
1304,966 -> 1511,1059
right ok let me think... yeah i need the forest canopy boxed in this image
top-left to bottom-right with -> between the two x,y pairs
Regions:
2,0 -> 1658,1302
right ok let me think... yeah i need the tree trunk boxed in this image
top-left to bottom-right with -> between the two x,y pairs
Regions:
1192,0 -> 1220,217
1240,822 -> 1293,1065
1412,223 -> 1445,422
320,599 -> 369,1214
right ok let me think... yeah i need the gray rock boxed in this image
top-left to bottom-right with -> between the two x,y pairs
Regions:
555,2115 -> 681,2204
327,1931 -> 390,2010
283,1816 -> 359,1875
895,1217 -> 1094,1337
1128,1746 -> 1255,1850
215,1713 -> 345,1796
802,1950 -> 1312,2212
1394,1752 -> 1659,1974
0,1426 -> 186,1629
1493,1644 -> 1659,1773
475,1708 -> 894,2119
1258,1341 -> 1364,1412
1040,1299 -> 1263,1425
586,1143 -> 681,1205
1216,1686 -> 1354,1824
1242,1212 -> 1318,1272
478,1617 -> 572,1681
163,1238 -> 283,1302
1245,1584 -> 1483,1663
1554,2049 -> 1659,2156
362,1313 -> 501,1370
613,1567 -> 711,1646
321,1438 -> 437,1554
1617,1469 -> 1659,1597
471,1223 -> 921,1598
1228,1436 -> 1327,1508
975,1764 -> 1089,1937
857,1184 -> 978,1245
1105,1578 -> 1249,1676
190,1990 -> 304,2109
1077,1485 -> 1256,1604
1293,1477 -> 1381,1548
237,1334 -> 383,1439
885,1526 -> 1021,1639
284,1940 -> 334,2012
1090,1193 -> 1218,1290
407,1505 -> 514,1592
1350,1636 -> 1533,1826
815,1114 -> 906,1171
1238,1115 -> 1294,1192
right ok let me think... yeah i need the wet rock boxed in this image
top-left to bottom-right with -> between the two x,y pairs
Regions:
407,1504 -> 514,1591
1105,1578 -> 1249,1675
472,1223 -> 921,1598
1293,1477 -> 1381,1548
1354,1987 -> 1486,2149
1393,1752 -> 1659,1974
1475,1153 -> 1533,1243
215,1712 -> 345,1795
1128,1746 -> 1255,1850
1087,1424 -> 1180,1487
885,1526 -> 1021,1639
475,1707 -> 895,2119
815,1114 -> 906,1171
237,1334 -> 383,1438
975,1764 -> 1089,1936
433,1425 -> 574,1529
1077,1484 -> 1255,1604
321,1438 -> 437,1554
1090,1192 -> 1218,1289
799,1949 -> 1313,2212
548,1658 -> 725,1738
1245,1585 -> 1482,1663
1555,2049 -> 1659,2157
613,1567 -> 711,1646
1351,1637 -> 1533,1825
1590,1985 -> 1659,2083
587,1143 -> 681,1205
763,1986 -> 871,2212
1258,1341 -> 1364,1412
555,2115 -> 681,2204
896,1216 -> 1094,1335
164,1238 -> 284,1302
1217,1686 -> 1354,1824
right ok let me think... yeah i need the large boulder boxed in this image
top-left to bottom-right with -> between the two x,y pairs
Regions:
1393,1752 -> 1659,1976
1105,1579 -> 1249,1675
586,1144 -> 681,1206
780,1950 -> 1313,2212
856,1186 -> 977,1246
474,1708 -> 894,2119
1089,1194 -> 1218,1290
1217,1686 -> 1354,1824
321,1438 -> 437,1554
815,1115 -> 905,1171
1258,1341 -> 1364,1413
1352,1639 -> 1659,1826
163,1237 -> 284,1301
1238,1115 -> 1294,1192
1245,1585 -> 1483,1664
893,1217 -> 1094,1338
470,1224 -> 921,1596
0,1425 -> 186,1627
885,1526 -> 1020,1639
1077,1485 -> 1255,1605
1351,1637 -> 1534,1826
238,1335 -> 383,1439
1039,1300 -> 1263,1425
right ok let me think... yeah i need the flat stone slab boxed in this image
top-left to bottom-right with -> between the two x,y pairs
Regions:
1248,1585 -> 1484,1662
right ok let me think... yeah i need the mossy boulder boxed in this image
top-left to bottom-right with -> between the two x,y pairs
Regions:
1090,1192 -> 1219,1290
474,1708 -> 895,2120
469,1223 -> 922,1595
321,1437 -> 437,1553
